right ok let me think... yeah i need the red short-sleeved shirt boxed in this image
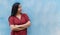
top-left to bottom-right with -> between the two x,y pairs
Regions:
8,13 -> 30,35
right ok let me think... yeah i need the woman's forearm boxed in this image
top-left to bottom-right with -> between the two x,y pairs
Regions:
10,25 -> 26,31
12,27 -> 21,31
15,21 -> 31,28
11,21 -> 31,31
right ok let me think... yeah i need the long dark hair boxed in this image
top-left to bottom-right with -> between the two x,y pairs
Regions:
11,2 -> 20,16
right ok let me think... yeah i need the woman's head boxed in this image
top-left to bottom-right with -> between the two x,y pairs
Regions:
11,2 -> 22,16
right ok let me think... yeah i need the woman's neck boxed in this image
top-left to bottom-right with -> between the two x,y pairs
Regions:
16,13 -> 21,16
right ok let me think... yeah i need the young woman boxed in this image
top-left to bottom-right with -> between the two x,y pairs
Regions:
8,2 -> 31,35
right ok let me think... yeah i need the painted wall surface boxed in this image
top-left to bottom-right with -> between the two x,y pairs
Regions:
0,0 -> 60,35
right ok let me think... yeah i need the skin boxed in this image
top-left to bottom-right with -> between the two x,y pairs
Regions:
10,5 -> 31,31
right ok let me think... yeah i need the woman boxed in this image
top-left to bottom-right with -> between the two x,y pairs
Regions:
8,2 -> 31,35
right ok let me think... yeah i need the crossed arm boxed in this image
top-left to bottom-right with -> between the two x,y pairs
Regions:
10,21 -> 31,31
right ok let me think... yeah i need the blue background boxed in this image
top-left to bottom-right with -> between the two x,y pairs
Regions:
0,0 -> 60,35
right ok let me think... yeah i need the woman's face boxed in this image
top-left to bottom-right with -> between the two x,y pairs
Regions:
17,5 -> 22,13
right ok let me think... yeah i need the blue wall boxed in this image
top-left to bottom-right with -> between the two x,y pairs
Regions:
0,0 -> 60,35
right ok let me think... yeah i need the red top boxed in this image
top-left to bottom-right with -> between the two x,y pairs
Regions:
8,13 -> 30,35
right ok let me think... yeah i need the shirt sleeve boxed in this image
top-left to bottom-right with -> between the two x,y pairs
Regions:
24,13 -> 30,22
8,16 -> 14,25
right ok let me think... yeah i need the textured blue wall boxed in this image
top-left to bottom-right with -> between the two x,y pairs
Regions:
0,0 -> 60,35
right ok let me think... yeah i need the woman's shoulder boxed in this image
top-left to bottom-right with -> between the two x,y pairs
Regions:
8,16 -> 14,20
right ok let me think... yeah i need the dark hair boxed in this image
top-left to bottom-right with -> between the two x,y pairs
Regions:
11,2 -> 20,16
